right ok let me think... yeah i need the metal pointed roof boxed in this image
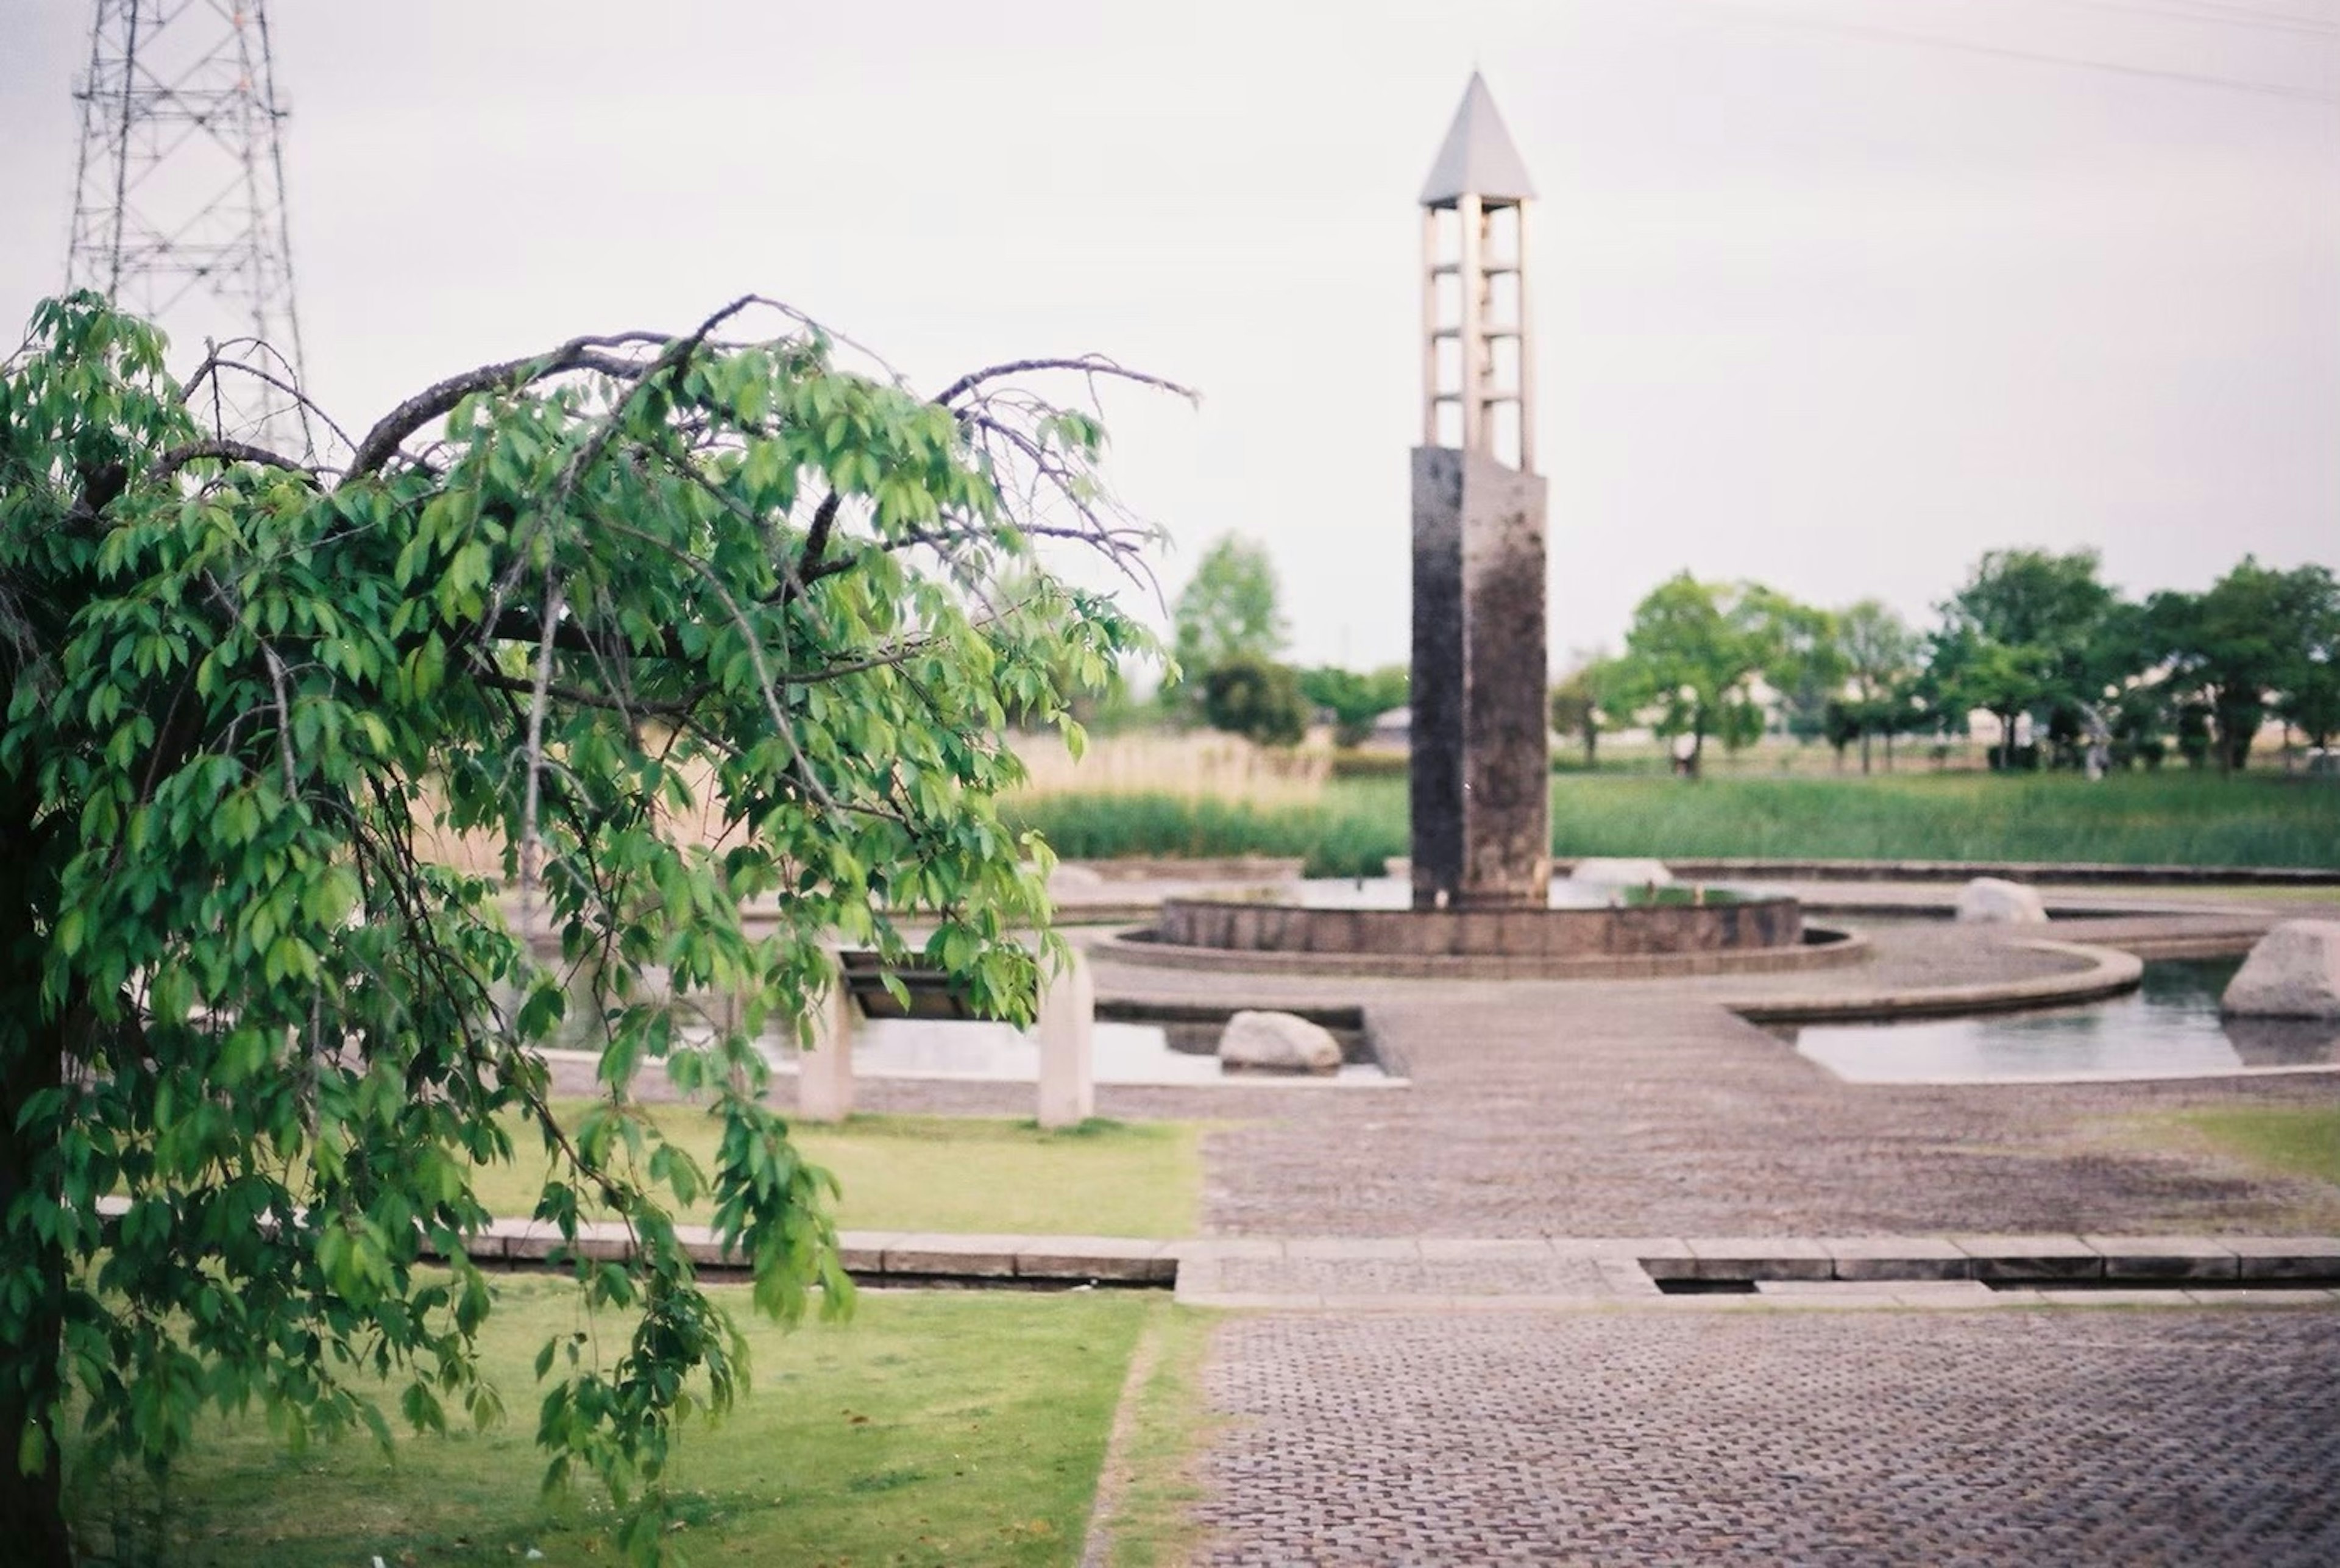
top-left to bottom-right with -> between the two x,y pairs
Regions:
1419,73 -> 1536,206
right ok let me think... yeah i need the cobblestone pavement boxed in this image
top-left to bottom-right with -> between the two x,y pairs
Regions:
1185,984 -> 2339,1240
1197,1307 -> 2340,1566
1157,924 -> 2340,1239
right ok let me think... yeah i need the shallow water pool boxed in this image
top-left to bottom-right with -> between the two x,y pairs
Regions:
786,1017 -> 1392,1087
1784,959 -> 2340,1084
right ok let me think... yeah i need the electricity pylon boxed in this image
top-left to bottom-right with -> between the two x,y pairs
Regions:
65,0 -> 311,450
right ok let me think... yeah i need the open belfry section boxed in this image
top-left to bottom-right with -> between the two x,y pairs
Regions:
1411,73 -> 1553,912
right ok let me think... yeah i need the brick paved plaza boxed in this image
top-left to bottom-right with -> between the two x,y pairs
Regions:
1199,1308 -> 2340,1565
1130,907 -> 2340,1564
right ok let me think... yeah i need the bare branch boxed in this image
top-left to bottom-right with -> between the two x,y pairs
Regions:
259,643 -> 300,796
931,355 -> 1197,410
145,439 -> 316,486
466,662 -> 710,716
341,333 -> 669,481
182,347 -> 360,458
517,569 -> 568,924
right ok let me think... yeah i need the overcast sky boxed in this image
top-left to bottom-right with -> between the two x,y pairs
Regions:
4,0 -> 2336,673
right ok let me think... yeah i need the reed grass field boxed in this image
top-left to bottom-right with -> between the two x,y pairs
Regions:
1011,729 -> 1331,806
1005,770 -> 2340,874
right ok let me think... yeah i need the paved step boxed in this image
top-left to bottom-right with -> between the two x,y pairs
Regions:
467,1218 -> 1182,1286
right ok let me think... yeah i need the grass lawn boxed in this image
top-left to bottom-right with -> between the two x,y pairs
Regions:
471,1110 -> 1202,1239
68,1279 -> 1180,1567
1088,1305 -> 1220,1568
1009,770 -> 2340,874
2172,1105 -> 2340,1190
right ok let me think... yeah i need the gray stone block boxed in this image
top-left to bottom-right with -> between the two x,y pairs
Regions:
1823,1238 -> 1976,1282
2222,920 -> 2340,1018
835,1230 -> 907,1274
1685,1237 -> 1833,1282
2080,1236 -> 2240,1282
1015,1236 -> 1175,1284
880,1233 -> 1027,1278
1955,877 -> 2049,924
1950,1234 -> 2104,1283
2225,1236 -> 2340,1281
1410,445 -> 1549,913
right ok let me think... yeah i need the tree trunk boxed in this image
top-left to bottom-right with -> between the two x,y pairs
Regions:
1583,728 -> 1596,771
0,1040 -> 68,1568
1860,730 -> 1872,776
0,781 -> 71,1568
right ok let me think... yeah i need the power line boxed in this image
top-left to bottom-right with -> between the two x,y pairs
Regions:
2026,0 -> 2339,39
1695,2 -> 2340,105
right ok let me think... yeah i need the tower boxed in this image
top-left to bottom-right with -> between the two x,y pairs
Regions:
1409,74 -> 1551,912
65,0 -> 310,447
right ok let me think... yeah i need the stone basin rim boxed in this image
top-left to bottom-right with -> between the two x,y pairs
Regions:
1153,889 -> 1809,963
1097,919 -> 1863,982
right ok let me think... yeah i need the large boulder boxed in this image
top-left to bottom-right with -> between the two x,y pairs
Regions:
1955,877 -> 2048,924
2222,920 -> 2340,1019
1568,857 -> 1675,888
1218,1010 -> 1343,1074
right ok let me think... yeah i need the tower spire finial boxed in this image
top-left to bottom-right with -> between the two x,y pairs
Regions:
1418,74 -> 1534,472
1419,72 -> 1536,208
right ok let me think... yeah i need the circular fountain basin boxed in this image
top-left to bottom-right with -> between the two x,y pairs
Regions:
1111,876 -> 1856,981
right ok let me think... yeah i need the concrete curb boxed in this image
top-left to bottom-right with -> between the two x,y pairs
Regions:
82,1201 -> 2340,1300
1171,1233 -> 2340,1311
1726,938 -> 2144,1024
1645,858 -> 2340,887
459,1219 -> 1182,1286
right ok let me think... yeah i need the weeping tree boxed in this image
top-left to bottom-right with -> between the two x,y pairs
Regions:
0,293 -> 1179,1564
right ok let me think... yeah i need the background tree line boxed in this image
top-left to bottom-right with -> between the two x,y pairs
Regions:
1169,535 -> 2339,779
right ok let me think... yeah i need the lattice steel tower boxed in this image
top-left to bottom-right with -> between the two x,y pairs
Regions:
66,0 -> 309,445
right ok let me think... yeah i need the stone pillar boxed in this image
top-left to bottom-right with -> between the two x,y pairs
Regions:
1409,445 -> 1550,911
1034,948 -> 1094,1130
795,956 -> 856,1123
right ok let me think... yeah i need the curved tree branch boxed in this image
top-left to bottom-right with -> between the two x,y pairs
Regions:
145,440 -> 316,485
931,355 -> 1196,410
342,336 -> 668,481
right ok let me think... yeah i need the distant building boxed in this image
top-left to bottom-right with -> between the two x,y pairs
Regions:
1364,707 -> 1410,753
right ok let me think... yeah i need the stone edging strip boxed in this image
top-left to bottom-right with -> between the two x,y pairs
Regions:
1642,857 -> 2340,887
1725,938 -> 2143,1024
85,1201 -> 2340,1303
461,1224 -> 2340,1296
1635,1232 -> 2340,1283
1170,1233 -> 2340,1311
455,1218 -> 1182,1286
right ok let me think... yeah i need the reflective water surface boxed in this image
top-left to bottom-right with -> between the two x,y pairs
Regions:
804,1018 -> 1391,1086
1789,959 -> 2340,1084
